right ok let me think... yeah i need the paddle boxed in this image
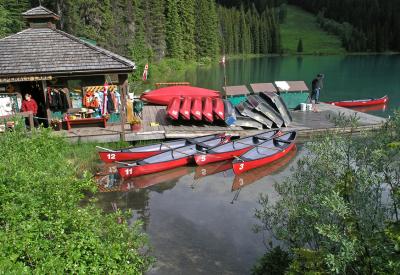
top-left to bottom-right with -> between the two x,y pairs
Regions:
96,146 -> 116,152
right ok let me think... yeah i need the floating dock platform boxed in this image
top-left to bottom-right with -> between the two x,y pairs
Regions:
57,103 -> 387,143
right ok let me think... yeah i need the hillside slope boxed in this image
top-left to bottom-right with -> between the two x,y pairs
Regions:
280,5 -> 345,54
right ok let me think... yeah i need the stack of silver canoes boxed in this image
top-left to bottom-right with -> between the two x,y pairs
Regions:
224,91 -> 292,130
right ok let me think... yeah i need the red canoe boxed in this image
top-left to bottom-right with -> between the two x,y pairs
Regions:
166,97 -> 180,120
191,97 -> 203,121
232,131 -> 297,175
213,98 -> 225,120
203,97 -> 214,123
180,97 -> 191,120
194,130 -> 280,166
327,95 -> 388,107
118,135 -> 230,178
98,134 -> 223,163
140,86 -> 220,105
231,146 -> 297,191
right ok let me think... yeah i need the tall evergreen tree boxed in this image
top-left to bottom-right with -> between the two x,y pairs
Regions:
179,0 -> 196,60
0,2 -> 12,38
165,0 -> 183,58
195,0 -> 219,59
250,4 -> 261,54
1,0 -> 30,34
143,0 -> 166,60
297,38 -> 303,52
239,5 -> 251,54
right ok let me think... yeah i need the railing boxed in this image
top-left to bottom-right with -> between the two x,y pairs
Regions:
154,82 -> 191,88
0,111 -> 34,130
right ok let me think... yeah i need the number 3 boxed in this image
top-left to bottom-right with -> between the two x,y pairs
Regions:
239,163 -> 244,170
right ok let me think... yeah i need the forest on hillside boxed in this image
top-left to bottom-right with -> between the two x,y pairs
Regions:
289,0 -> 400,52
0,0 -> 281,72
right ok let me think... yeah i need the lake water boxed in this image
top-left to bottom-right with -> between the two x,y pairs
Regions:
97,55 -> 399,274
183,54 -> 400,117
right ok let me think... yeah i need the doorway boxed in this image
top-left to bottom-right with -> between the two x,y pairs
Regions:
19,81 -> 48,127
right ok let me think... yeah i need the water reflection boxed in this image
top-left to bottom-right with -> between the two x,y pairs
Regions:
348,103 -> 387,113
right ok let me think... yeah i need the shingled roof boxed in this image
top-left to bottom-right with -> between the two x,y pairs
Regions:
22,6 -> 59,19
0,28 -> 136,77
0,6 -> 136,77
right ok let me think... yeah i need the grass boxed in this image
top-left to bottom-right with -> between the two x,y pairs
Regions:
130,58 -> 200,94
280,5 -> 345,55
67,140 -> 130,174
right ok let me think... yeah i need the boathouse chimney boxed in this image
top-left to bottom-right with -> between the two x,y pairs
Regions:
22,6 -> 60,30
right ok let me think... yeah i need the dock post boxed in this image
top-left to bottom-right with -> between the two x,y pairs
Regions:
28,111 -> 34,129
118,74 -> 128,142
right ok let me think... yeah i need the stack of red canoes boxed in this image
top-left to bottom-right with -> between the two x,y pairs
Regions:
97,130 -> 297,179
166,96 -> 225,122
140,86 -> 221,105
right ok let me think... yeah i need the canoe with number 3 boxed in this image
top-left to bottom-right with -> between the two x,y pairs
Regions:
194,130 -> 280,166
232,131 -> 297,175
118,135 -> 230,178
98,134 -> 224,163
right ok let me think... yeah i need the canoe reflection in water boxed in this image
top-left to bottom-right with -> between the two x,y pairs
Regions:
231,145 -> 297,191
349,103 -> 387,113
96,166 -> 193,192
194,160 -> 233,180
123,166 -> 192,189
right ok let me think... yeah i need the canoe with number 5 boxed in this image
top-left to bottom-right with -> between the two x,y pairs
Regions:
232,131 -> 297,175
194,130 -> 280,166
118,135 -> 231,178
98,134 -> 224,163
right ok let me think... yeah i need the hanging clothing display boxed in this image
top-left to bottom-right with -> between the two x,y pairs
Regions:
47,88 -> 70,112
83,85 -> 120,116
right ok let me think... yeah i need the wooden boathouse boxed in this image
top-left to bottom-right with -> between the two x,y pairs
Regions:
0,6 -> 135,139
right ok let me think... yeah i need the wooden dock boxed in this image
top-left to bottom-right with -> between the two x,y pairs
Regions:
56,103 -> 387,143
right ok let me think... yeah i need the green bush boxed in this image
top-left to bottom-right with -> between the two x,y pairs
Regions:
0,125 -> 153,273
254,111 -> 400,274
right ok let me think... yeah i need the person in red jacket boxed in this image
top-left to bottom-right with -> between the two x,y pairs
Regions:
21,93 -> 39,128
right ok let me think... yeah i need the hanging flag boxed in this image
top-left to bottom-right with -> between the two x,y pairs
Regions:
102,82 -> 109,115
142,64 -> 149,81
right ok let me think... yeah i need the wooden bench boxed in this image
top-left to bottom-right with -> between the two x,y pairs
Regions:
65,117 -> 107,130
